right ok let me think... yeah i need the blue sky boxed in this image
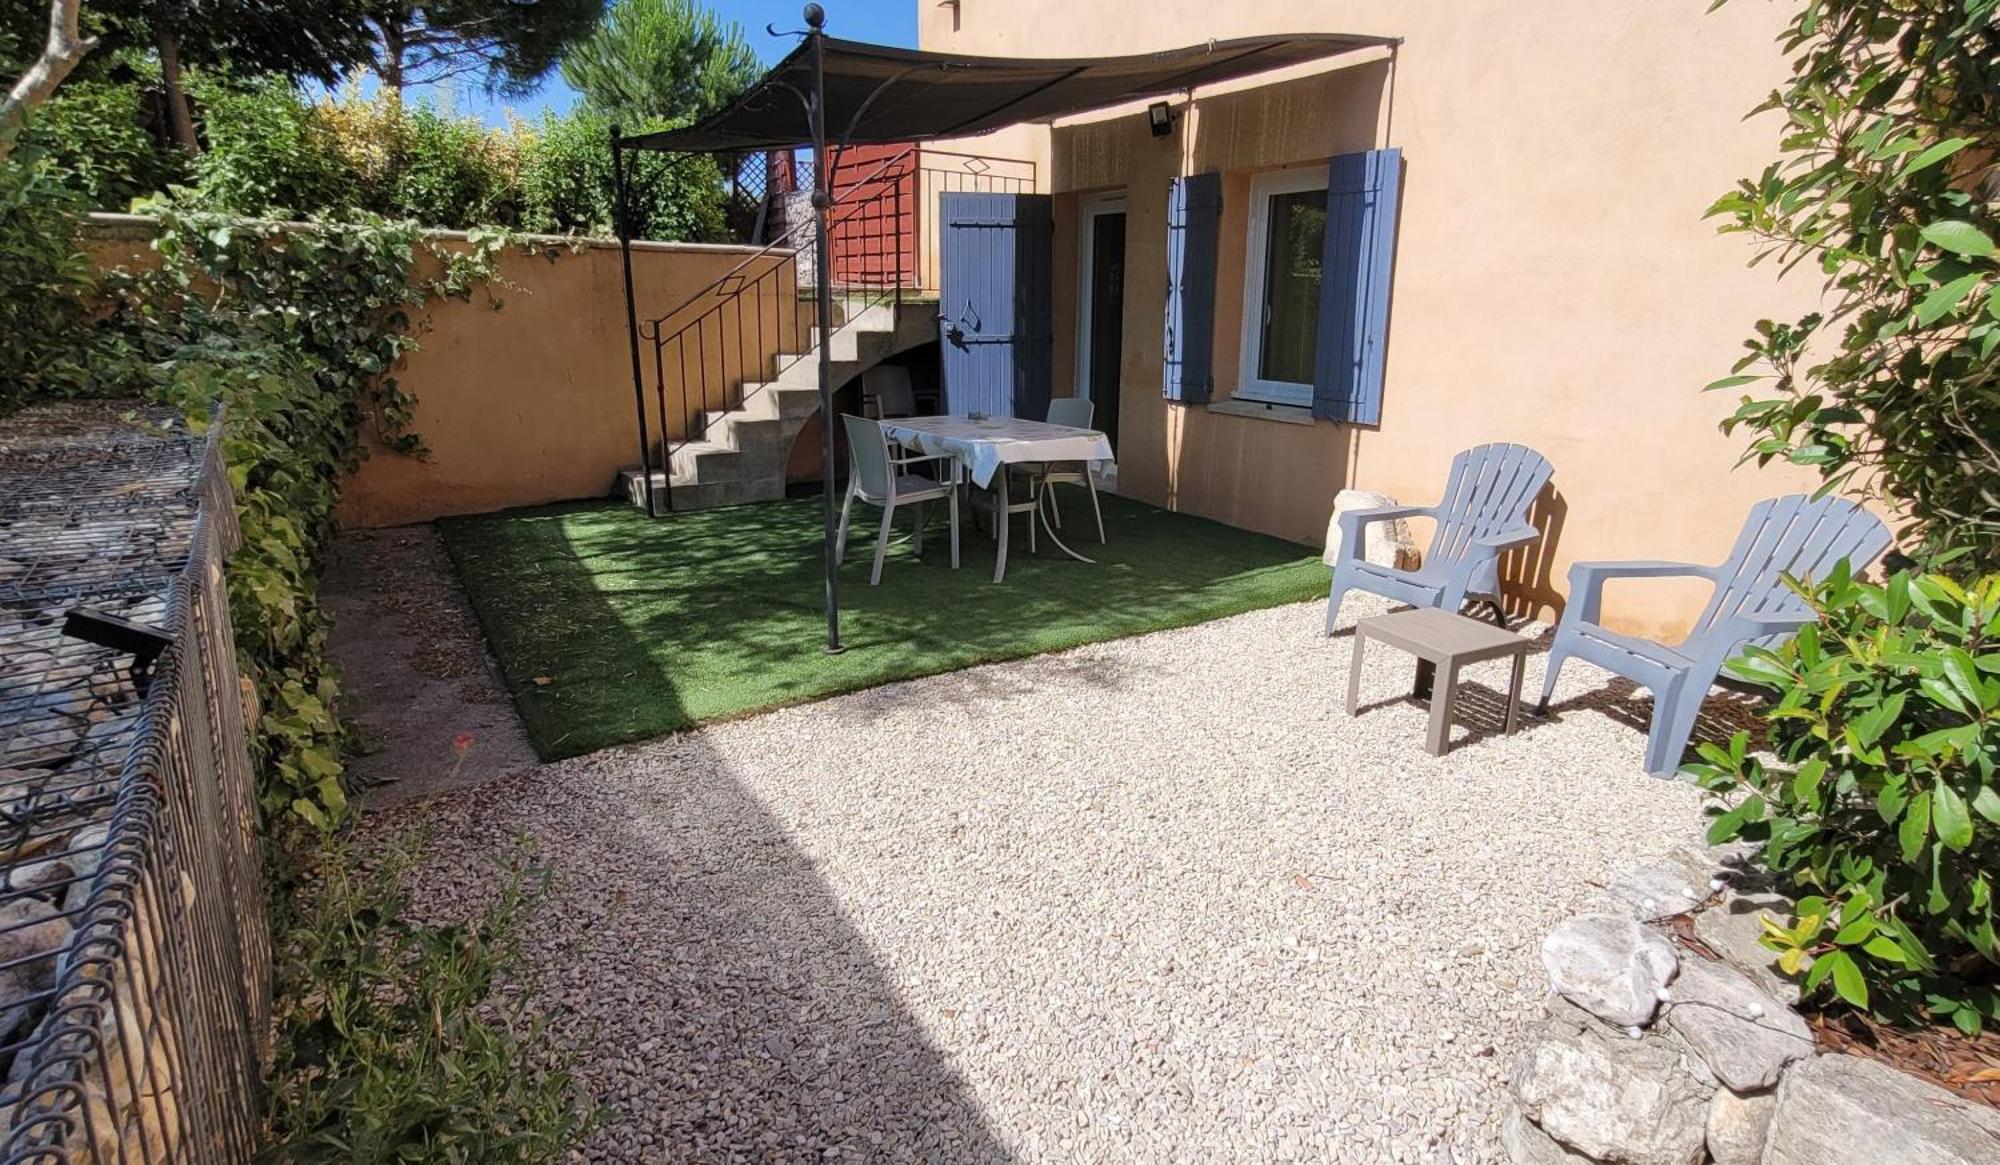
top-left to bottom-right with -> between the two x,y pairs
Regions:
402,0 -> 917,127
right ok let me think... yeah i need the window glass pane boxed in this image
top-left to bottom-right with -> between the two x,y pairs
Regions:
1257,189 -> 1324,386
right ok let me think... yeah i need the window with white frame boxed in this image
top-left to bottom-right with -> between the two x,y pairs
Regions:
1236,167 -> 1329,407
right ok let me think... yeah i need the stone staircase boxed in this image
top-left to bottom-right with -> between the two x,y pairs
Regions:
620,296 -> 930,512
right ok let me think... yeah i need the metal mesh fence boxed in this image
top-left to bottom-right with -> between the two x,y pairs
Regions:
0,402 -> 268,1164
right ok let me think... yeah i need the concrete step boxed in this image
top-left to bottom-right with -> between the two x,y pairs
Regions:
617,469 -> 782,511
730,382 -> 826,422
774,353 -> 863,387
699,411 -> 786,450
667,440 -> 759,482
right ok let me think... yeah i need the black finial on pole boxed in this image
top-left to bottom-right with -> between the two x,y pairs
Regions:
803,3 -> 824,29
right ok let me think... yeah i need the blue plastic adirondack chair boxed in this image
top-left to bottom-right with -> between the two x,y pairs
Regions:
1537,494 -> 1891,777
1324,443 -> 1554,635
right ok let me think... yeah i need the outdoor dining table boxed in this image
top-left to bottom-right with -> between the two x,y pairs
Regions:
879,414 -> 1115,583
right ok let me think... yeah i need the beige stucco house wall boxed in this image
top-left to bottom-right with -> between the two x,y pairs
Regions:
922,0 -> 1824,640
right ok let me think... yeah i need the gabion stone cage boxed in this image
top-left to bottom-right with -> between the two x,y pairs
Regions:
0,402 -> 268,1164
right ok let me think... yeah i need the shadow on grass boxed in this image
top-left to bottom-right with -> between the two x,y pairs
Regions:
439,493 -> 1325,760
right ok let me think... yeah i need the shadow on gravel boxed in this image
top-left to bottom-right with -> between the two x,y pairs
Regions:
367,524 -> 1016,1161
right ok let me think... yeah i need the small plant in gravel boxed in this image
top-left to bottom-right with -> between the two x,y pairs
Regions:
260,834 -> 589,1162
1688,567 -> 2000,1034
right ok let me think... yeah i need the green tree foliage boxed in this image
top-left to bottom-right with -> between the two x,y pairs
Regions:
559,0 -> 759,126
366,0 -> 603,93
1709,0 -> 2000,573
0,147 -> 106,412
187,74 -> 355,213
1690,568 -> 2000,1032
25,70 -> 190,207
517,105 -> 723,238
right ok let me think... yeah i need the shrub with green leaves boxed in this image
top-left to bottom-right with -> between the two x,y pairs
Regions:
190,75 -> 355,217
518,107 -> 726,240
0,149 -> 115,414
1689,567 -> 2000,1033
1707,0 -> 1998,573
28,76 -> 190,211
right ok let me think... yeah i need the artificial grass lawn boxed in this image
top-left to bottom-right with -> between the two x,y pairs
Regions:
439,492 -> 1326,760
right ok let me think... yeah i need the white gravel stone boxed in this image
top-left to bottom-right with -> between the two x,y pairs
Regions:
377,597 -> 1710,1161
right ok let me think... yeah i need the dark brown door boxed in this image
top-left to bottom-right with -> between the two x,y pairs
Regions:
1087,211 -> 1126,449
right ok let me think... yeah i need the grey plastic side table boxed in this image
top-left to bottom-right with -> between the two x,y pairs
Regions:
1346,607 -> 1530,756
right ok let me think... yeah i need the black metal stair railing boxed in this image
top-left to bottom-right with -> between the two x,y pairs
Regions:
635,146 -> 914,514
632,146 -> 1036,514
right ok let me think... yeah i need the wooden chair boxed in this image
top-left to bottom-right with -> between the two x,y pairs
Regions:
836,415 -> 959,585
1324,443 -> 1553,634
1537,494 -> 1890,776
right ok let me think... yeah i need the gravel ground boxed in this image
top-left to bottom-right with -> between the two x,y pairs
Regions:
376,594 -> 1746,1163
325,527 -> 537,803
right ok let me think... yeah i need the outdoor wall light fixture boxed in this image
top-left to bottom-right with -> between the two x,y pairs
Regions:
1147,101 -> 1175,137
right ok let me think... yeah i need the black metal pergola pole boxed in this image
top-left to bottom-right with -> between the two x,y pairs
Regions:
806,3 -> 844,654
610,124 -> 658,518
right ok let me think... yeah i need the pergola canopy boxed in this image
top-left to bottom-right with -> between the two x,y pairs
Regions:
620,32 -> 1400,154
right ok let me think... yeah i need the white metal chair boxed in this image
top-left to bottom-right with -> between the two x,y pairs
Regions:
837,414 -> 958,585
1027,397 -> 1105,543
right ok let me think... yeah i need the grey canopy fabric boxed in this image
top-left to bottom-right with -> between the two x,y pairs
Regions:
619,32 -> 1399,153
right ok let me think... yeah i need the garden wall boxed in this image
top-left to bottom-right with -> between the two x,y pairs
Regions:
84,216 -> 786,527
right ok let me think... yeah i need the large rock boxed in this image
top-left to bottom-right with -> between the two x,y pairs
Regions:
1704,1088 -> 1775,1165
1585,860 -> 1708,922
1323,490 -> 1419,570
1765,1053 -> 2000,1165
1542,914 -> 1679,1027
0,897 -> 73,1039
1503,1107 -> 1594,1163
1663,956 -> 1812,1091
1691,891 -> 1802,1004
1510,1001 -> 1713,1165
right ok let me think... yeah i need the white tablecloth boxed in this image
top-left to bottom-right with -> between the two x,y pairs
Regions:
880,416 -> 1115,489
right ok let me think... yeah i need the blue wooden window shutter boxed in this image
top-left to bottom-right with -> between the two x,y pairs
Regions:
1163,172 -> 1222,403
1311,148 -> 1402,425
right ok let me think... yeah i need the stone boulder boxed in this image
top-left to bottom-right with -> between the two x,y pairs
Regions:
1663,956 -> 1812,1091
1704,1088 -> 1775,1165
1585,860 -> 1709,922
1510,1002 -> 1713,1165
0,897 -> 73,1039
1690,890 -> 1802,1004
1542,914 -> 1678,1027
1765,1053 -> 2000,1165
1323,490 -> 1419,570
1503,1108 -> 1593,1163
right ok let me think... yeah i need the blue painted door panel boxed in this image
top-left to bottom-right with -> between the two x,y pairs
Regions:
939,193 -> 1054,419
